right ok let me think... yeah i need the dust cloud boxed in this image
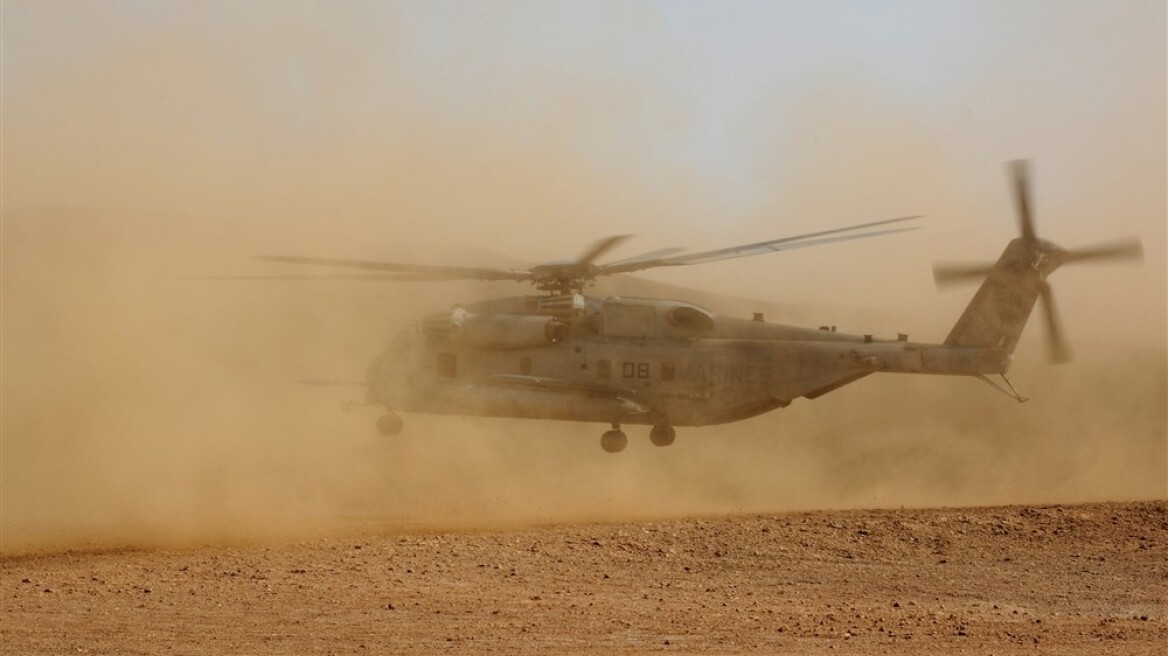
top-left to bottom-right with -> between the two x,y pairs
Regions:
2,4 -> 1164,554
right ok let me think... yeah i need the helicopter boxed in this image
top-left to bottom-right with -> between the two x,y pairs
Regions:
254,161 -> 1142,453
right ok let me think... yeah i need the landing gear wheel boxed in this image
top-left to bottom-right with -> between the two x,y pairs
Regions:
376,413 -> 403,436
649,425 -> 676,447
600,429 -> 628,453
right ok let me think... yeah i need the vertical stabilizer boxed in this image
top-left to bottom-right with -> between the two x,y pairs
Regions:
943,239 -> 1044,355
936,160 -> 1143,364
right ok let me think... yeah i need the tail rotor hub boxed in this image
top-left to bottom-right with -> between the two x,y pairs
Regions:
1030,240 -> 1068,278
934,159 -> 1144,364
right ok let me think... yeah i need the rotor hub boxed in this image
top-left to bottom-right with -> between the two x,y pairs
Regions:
1031,239 -> 1069,278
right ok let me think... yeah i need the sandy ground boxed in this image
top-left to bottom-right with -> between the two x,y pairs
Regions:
2,500 -> 1164,655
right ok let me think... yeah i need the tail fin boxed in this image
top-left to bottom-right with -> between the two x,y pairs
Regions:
944,238 -> 1043,355
939,160 -> 1143,365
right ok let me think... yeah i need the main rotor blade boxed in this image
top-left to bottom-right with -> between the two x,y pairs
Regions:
932,262 -> 996,287
596,216 -> 921,275
1062,239 -> 1144,264
187,273 -> 475,282
297,379 -> 367,387
602,246 -> 688,267
1038,281 -> 1072,364
1010,159 -> 1037,242
574,234 -> 633,268
253,255 -> 532,281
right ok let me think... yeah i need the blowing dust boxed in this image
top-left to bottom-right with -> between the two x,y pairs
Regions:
3,4 -> 1165,554
3,206 -> 1163,554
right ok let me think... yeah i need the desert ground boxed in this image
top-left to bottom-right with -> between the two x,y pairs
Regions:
3,500 -> 1164,655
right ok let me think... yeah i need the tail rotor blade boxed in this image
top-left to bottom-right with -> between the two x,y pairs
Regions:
1038,281 -> 1072,364
933,262 -> 995,287
1010,159 -> 1037,242
1062,239 -> 1144,265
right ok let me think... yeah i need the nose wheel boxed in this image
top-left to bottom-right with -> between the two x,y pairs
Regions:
376,412 -> 403,436
600,425 -> 677,452
600,425 -> 627,453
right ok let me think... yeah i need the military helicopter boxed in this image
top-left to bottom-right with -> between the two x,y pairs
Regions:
256,161 -> 1142,452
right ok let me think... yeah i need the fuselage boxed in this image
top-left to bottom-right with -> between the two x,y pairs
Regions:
366,294 -> 1009,428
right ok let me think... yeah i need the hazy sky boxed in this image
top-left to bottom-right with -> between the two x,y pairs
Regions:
4,0 -> 1165,335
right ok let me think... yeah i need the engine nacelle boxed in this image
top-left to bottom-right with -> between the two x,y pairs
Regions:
452,314 -> 569,350
600,297 -> 716,339
665,304 -> 716,338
